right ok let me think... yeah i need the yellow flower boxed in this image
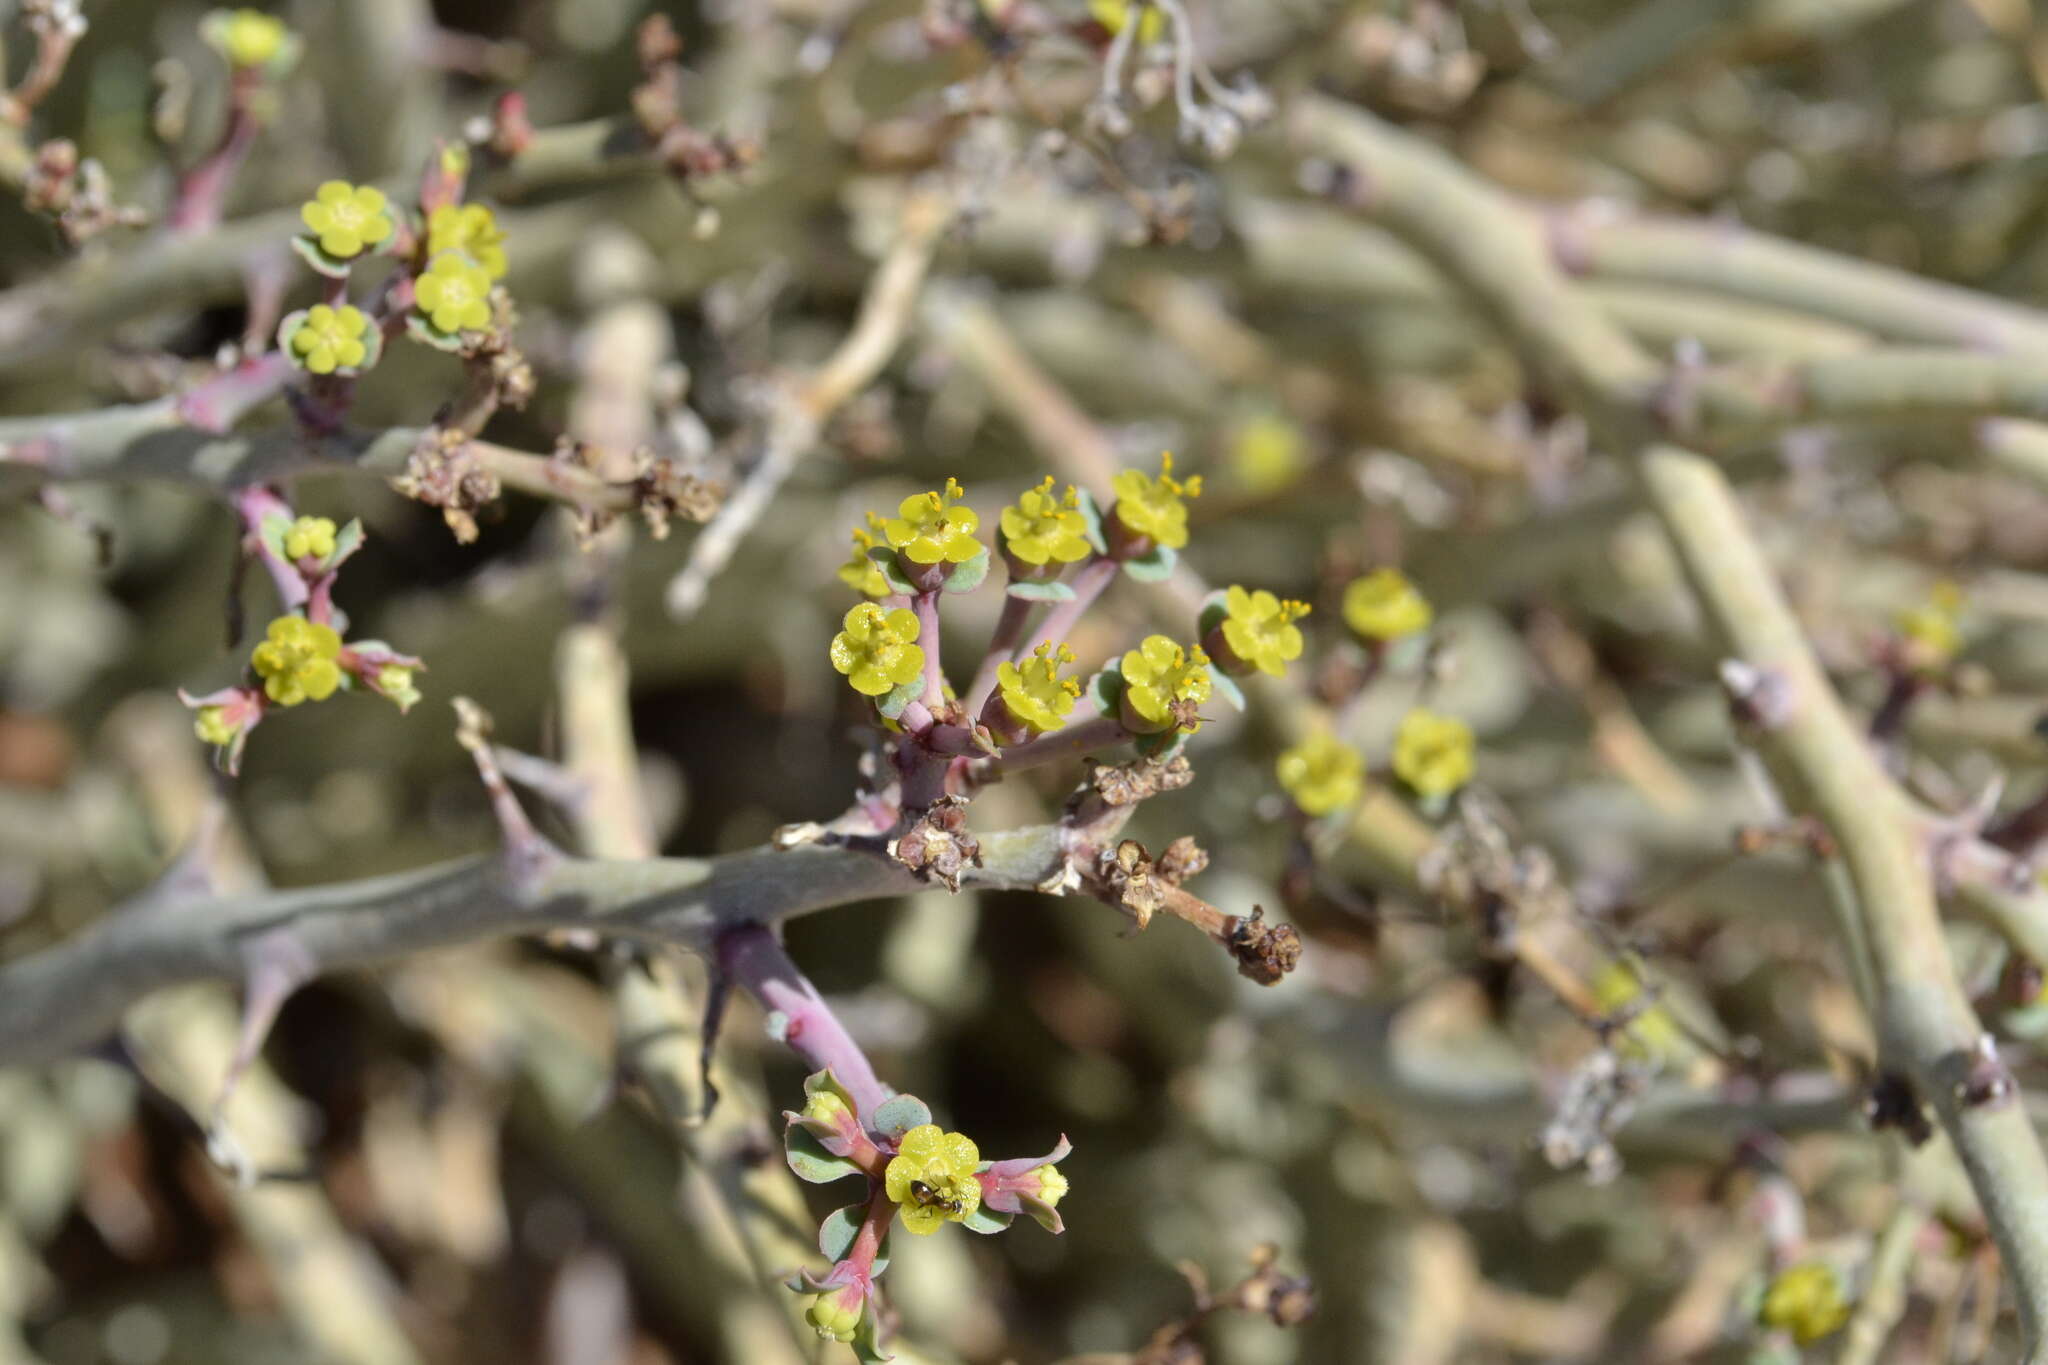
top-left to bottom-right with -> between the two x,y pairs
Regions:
996,643 -> 1080,734
884,478 -> 983,566
299,181 -> 393,260
1276,733 -> 1363,816
806,1288 -> 864,1342
1392,708 -> 1474,799
250,615 -> 343,707
802,1087 -> 852,1126
1032,1164 -> 1069,1208
1218,585 -> 1310,677
1089,0 -> 1165,42
288,305 -> 372,376
193,705 -> 240,748
883,1123 -> 981,1236
415,252 -> 495,335
1110,452 -> 1201,551
1120,635 -> 1211,733
375,663 -> 421,712
1229,410 -> 1306,494
1592,960 -> 1681,1062
1896,579 -> 1963,671
208,9 -> 290,68
1342,568 -> 1432,642
1759,1262 -> 1851,1345
424,203 -> 509,280
281,515 -> 337,561
999,477 -> 1092,568
837,517 -> 891,598
829,603 -> 925,698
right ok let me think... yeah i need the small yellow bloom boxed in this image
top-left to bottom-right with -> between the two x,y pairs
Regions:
884,478 -> 983,566
1276,733 -> 1363,816
1089,0 -> 1165,43
806,1289 -> 864,1342
375,663 -> 421,712
193,705 -> 240,748
1110,452 -> 1201,551
299,181 -> 393,260
1342,568 -> 1432,642
996,642 -> 1081,734
999,477 -> 1092,568
1031,1164 -> 1069,1208
1896,579 -> 1963,671
414,252 -> 495,334
288,305 -> 372,376
424,203 -> 509,280
837,517 -> 891,598
1120,635 -> 1211,732
802,1088 -> 852,1126
1392,708 -> 1474,799
1759,1262 -> 1851,1345
829,603 -> 925,698
1229,410 -> 1306,494
1219,585 -> 1310,677
209,9 -> 290,68
1592,960 -> 1681,1062
883,1123 -> 981,1235
281,515 -> 337,561
250,615 -> 343,707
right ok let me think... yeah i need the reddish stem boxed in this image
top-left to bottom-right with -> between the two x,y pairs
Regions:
168,76 -> 263,233
716,925 -> 891,1121
1016,556 -> 1117,663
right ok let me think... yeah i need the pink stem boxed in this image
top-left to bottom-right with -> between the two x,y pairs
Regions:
915,591 -> 945,711
177,353 -> 295,433
716,925 -> 891,1121
168,83 -> 261,233
983,713 -> 1131,775
1015,556 -> 1117,664
964,590 -> 1036,717
232,486 -> 308,611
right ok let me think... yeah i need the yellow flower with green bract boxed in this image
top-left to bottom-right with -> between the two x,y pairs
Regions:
1276,733 -> 1362,816
830,603 -> 925,698
282,515 -> 337,561
996,642 -> 1080,734
884,478 -> 982,565
1218,585 -> 1310,677
425,203 -> 508,280
287,305 -> 371,375
1120,635 -> 1211,733
1759,1262 -> 1850,1345
1343,568 -> 1431,642
193,705 -> 240,748
1110,452 -> 1201,551
1392,708 -> 1473,798
1031,1164 -> 1068,1207
1896,579 -> 1962,671
299,181 -> 393,260
806,1289 -> 863,1342
375,663 -> 421,712
208,8 -> 290,69
1089,0 -> 1165,42
884,1123 -> 981,1235
415,252 -> 494,335
250,615 -> 343,707
999,477 -> 1091,567
837,517 -> 891,598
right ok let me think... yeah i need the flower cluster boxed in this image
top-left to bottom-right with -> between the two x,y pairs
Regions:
989,642 -> 1079,738
1343,568 -> 1432,642
1209,585 -> 1309,678
1276,732 -> 1362,817
782,1071 -> 1070,1357
999,477 -> 1092,571
282,304 -> 375,376
1119,635 -> 1212,733
1392,707 -> 1474,800
830,604 -> 924,698
299,180 -> 393,261
183,491 -> 423,773
1758,1261 -> 1851,1345
837,516 -> 892,598
884,478 -> 983,567
201,8 -> 300,74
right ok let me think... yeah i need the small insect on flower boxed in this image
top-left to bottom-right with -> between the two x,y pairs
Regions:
884,1123 -> 982,1235
908,1179 -> 966,1216
1119,635 -> 1212,734
1108,452 -> 1202,552
299,181 -> 394,260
